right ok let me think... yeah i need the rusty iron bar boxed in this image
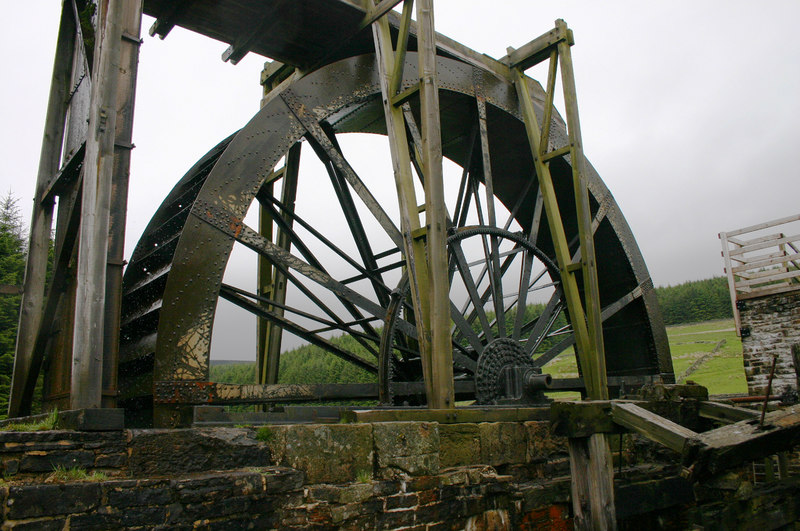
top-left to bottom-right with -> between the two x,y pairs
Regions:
759,354 -> 779,429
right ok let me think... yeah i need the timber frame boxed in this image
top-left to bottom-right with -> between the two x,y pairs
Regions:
720,213 -> 800,335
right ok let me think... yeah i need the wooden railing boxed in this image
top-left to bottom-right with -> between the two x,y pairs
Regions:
720,213 -> 800,334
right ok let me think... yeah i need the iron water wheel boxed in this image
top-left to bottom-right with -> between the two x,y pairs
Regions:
118,52 -> 672,426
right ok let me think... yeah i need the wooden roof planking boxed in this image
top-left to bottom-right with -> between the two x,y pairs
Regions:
141,0 -> 512,78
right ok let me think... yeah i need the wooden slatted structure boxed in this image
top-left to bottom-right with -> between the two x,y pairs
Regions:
720,213 -> 800,334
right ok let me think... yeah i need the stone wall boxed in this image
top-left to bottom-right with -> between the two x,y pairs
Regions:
740,289 -> 800,396
0,422 -> 576,530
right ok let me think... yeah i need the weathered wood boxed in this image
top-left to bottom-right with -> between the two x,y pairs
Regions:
724,212 -> 800,238
71,0 -> 126,410
415,0 -> 454,410
501,25 -> 570,71
611,401 -> 698,453
8,3 -> 75,418
344,406 -> 550,424
569,434 -> 617,531
689,405 -> 800,479
261,142 -> 301,385
371,13 -> 435,403
102,0 -> 143,409
550,400 -> 619,438
697,401 -> 759,424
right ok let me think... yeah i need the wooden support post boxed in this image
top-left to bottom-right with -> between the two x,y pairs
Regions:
569,434 -> 617,531
415,0 -> 454,409
71,0 -> 126,410
511,20 -> 613,528
102,0 -> 143,409
8,4 -> 76,417
258,143 -> 300,385
371,9 -> 435,404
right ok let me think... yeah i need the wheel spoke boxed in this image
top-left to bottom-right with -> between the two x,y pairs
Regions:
283,87 -> 404,249
219,286 -> 377,373
449,237 -> 495,343
524,290 -> 563,357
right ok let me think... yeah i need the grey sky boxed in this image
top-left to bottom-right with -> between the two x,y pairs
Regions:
1,1 -> 799,360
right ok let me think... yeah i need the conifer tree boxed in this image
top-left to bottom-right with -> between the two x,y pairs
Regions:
0,193 -> 26,418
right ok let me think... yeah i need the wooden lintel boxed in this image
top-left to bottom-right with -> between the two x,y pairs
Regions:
611,402 -> 698,454
343,406 -> 550,424
550,400 -> 620,438
501,23 -> 572,71
698,401 -> 759,425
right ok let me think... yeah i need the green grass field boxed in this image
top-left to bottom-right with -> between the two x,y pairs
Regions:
543,319 -> 746,396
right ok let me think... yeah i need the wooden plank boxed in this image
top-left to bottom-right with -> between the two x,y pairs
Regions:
689,404 -> 800,479
732,251 -> 800,273
611,402 -> 698,453
343,406 -> 550,424
728,233 -> 800,257
698,401 -> 759,424
501,25 -> 569,71
724,212 -> 800,238
733,231 -> 787,248
739,282 -> 800,300
736,268 -> 800,288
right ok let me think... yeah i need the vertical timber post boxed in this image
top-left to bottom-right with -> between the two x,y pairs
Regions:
508,20 -> 615,529
8,3 -> 75,417
102,0 -> 143,408
371,0 -> 454,408
71,0 -> 126,410
415,0 -> 454,410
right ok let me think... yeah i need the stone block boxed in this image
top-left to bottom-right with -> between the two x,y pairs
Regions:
106,479 -> 172,507
7,483 -> 102,519
128,428 -> 270,476
3,518 -> 67,531
267,424 -> 373,484
172,471 -> 263,503
260,467 -> 304,493
479,422 -> 526,466
19,450 -> 95,473
374,422 -> 439,478
439,423 -> 481,467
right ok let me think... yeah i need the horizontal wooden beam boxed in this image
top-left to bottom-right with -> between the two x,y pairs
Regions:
611,401 -> 698,453
343,406 -> 550,424
722,212 -> 800,238
500,22 -> 573,71
698,401 -> 759,424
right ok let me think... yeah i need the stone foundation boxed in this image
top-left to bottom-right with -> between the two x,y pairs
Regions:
1,420 -> 798,529
740,289 -> 800,396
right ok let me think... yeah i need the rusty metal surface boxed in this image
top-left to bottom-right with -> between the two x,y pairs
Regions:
120,50 -> 672,418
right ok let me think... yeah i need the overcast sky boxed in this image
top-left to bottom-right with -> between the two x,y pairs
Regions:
2,0 -> 800,358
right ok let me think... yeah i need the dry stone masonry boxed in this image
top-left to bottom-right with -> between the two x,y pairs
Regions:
740,290 -> 800,396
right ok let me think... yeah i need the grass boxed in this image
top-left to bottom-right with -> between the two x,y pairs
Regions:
47,465 -> 108,483
542,319 -> 746,396
1,409 -> 59,432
